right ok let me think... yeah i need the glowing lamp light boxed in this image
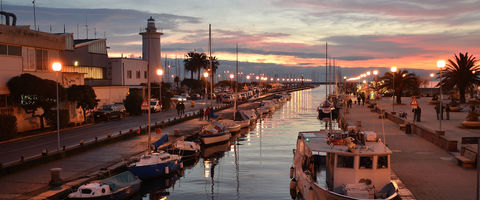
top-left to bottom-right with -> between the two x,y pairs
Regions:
344,76 -> 347,79
246,75 -> 251,80
156,69 -> 164,76
282,78 -> 285,81
402,74 -> 406,77
430,73 -> 435,78
390,66 -> 397,73
270,78 -> 273,81
203,72 -> 209,78
363,80 -> 366,83
229,74 -> 234,79
52,62 -> 62,71
373,70 -> 378,75
366,71 -> 371,76
437,60 -> 446,68
74,61 -> 79,66
256,76 -> 260,80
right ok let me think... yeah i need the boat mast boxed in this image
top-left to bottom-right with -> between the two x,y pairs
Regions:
209,24 -> 213,107
325,42 -> 328,99
234,43 -> 238,120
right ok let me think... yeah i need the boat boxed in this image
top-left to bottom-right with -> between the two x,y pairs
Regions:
200,122 -> 231,145
167,140 -> 201,157
217,119 -> 242,133
262,100 -> 276,112
68,171 -> 141,200
240,109 -> 257,124
233,111 -> 250,128
129,152 -> 182,180
290,130 -> 398,199
201,140 -> 232,158
257,106 -> 270,115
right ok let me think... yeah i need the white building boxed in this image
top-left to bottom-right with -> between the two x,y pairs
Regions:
110,57 -> 148,86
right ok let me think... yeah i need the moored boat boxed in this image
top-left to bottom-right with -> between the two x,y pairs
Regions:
167,140 -> 201,157
200,122 -> 231,145
68,171 -> 141,200
218,119 -> 242,133
129,152 -> 182,180
290,130 -> 398,200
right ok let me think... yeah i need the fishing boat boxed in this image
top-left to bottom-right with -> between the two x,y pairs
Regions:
290,130 -> 398,199
167,140 -> 201,157
217,119 -> 242,133
233,111 -> 250,128
68,171 -> 141,200
240,109 -> 257,124
200,122 -> 231,145
129,152 -> 182,180
262,100 -> 276,112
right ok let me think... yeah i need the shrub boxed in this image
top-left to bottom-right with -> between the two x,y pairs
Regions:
0,115 -> 17,140
124,90 -> 143,115
45,109 -> 70,128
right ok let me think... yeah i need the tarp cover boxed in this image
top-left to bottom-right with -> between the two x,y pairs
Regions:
153,134 -> 169,151
102,171 -> 140,191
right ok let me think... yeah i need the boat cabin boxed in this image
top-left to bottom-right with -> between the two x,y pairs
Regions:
295,130 -> 393,199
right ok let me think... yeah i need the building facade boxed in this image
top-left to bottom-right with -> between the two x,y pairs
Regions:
140,17 -> 163,83
110,57 -> 148,86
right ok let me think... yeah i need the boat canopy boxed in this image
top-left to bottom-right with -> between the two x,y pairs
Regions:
153,133 -> 169,151
102,171 -> 140,191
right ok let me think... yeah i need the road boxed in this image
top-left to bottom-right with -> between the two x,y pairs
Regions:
0,99 -> 220,165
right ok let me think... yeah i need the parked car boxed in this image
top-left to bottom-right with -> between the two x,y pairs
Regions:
93,104 -> 126,121
150,99 -> 162,112
190,94 -> 202,100
207,93 -> 216,99
222,95 -> 233,103
171,95 -> 187,102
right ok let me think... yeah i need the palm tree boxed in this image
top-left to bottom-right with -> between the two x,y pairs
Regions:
438,52 -> 480,103
184,51 -> 208,80
206,56 -> 220,84
379,69 -> 420,104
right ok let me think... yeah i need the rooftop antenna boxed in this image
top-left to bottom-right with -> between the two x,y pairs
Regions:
49,24 -> 52,32
63,24 -> 65,33
1,0 -> 3,24
325,42 -> 328,99
94,27 -> 96,39
103,31 -> 106,39
76,24 -> 79,39
85,16 -> 88,39
32,0 -> 36,30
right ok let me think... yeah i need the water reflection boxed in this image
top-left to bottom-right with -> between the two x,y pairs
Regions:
141,87 -> 326,200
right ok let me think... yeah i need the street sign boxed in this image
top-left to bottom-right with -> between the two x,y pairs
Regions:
410,96 -> 418,109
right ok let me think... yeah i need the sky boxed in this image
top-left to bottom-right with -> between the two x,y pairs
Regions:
2,0 -> 480,80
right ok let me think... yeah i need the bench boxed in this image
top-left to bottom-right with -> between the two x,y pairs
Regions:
455,148 -> 476,168
399,123 -> 406,131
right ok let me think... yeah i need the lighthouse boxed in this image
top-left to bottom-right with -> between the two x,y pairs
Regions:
140,16 -> 163,82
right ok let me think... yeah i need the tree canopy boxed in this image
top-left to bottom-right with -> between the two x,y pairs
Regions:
67,85 -> 99,123
184,51 -> 208,80
379,69 -> 420,104
438,52 -> 480,103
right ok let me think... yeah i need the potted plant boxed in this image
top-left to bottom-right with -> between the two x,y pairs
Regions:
461,100 -> 480,128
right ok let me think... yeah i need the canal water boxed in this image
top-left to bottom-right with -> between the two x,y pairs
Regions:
140,87 -> 326,200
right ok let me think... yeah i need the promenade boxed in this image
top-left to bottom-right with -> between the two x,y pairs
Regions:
345,96 -> 478,200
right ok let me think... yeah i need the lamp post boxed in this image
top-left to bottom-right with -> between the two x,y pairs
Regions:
437,60 -> 446,131
391,66 -> 397,113
230,74 -> 235,91
156,69 -> 163,107
204,72 -> 209,100
373,70 -> 378,99
52,62 -> 62,150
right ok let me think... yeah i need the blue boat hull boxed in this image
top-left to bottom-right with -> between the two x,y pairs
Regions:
129,160 -> 180,180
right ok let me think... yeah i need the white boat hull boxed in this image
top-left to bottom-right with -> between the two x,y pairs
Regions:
201,132 -> 231,145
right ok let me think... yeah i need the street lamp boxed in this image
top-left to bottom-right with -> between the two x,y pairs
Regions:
203,72 -> 209,100
437,60 -> 446,131
52,62 -> 62,150
230,74 -> 235,91
391,66 -> 397,113
156,69 -> 164,106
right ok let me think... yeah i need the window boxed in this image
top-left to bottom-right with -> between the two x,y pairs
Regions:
337,155 -> 354,168
144,71 -> 147,79
127,70 -> 132,79
22,47 -> 35,71
377,155 -> 388,169
8,45 -> 21,56
359,156 -> 373,169
0,44 -> 21,56
136,71 -> 140,79
35,49 -> 48,71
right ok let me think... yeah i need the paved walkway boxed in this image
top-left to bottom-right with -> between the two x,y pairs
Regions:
346,100 -> 476,200
0,118 -> 208,199
373,96 -> 480,145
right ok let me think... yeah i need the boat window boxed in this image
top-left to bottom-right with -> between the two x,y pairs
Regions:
359,156 -> 373,169
377,155 -> 388,169
81,189 -> 92,194
102,188 -> 106,193
337,155 -> 354,168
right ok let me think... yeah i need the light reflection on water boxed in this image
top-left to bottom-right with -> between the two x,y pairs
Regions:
141,87 -> 326,200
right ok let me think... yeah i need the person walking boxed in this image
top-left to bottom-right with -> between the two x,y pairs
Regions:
357,96 -> 361,105
176,102 -> 181,116
416,106 -> 421,122
199,108 -> 204,120
205,107 -> 211,121
445,104 -> 450,120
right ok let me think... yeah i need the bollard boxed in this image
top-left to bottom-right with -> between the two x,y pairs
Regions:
136,129 -> 141,134
119,130 -> 122,135
129,128 -> 133,134
80,140 -> 84,146
95,137 -> 98,142
107,133 -> 111,138
42,148 -> 48,157
49,168 -> 63,186
62,146 -> 66,151
20,156 -> 24,162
